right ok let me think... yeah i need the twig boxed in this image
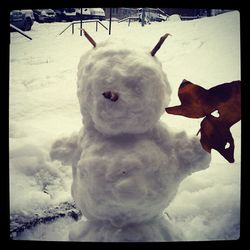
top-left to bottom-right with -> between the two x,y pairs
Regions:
151,33 -> 171,56
81,29 -> 97,48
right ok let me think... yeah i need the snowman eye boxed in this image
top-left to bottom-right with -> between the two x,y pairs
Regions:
80,168 -> 88,178
125,81 -> 142,95
134,86 -> 142,95
125,79 -> 137,89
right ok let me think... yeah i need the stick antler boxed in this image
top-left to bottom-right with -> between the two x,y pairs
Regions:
151,33 -> 171,56
82,29 -> 97,48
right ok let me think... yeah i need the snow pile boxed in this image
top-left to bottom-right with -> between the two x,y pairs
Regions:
10,144 -> 72,213
166,162 -> 240,240
168,14 -> 181,22
9,11 -> 240,241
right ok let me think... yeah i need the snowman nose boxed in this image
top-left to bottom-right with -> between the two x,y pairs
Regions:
102,91 -> 119,102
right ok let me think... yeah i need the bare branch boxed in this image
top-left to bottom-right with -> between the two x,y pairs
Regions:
151,33 -> 171,56
82,29 -> 97,48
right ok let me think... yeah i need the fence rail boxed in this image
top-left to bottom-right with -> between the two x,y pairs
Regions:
10,24 -> 32,40
118,16 -> 140,26
58,19 -> 108,36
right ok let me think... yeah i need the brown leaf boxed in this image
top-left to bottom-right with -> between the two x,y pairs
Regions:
208,81 -> 241,126
165,79 -> 241,163
199,115 -> 235,163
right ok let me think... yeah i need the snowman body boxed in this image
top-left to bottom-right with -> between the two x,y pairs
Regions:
50,40 -> 211,241
68,123 -> 210,241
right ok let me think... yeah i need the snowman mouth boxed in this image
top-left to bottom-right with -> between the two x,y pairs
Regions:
102,91 -> 119,102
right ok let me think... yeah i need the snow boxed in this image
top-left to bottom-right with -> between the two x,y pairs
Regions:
68,36 -> 211,241
9,11 -> 241,241
76,39 -> 171,135
168,14 -> 182,22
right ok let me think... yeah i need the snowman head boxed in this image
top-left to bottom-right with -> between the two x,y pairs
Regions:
77,33 -> 172,135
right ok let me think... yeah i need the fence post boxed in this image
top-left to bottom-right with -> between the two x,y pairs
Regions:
109,8 -> 112,35
80,8 -> 83,36
96,21 -> 98,32
141,8 -> 145,27
72,23 -> 74,34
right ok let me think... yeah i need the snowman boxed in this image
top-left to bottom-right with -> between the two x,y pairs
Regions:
50,32 -> 211,242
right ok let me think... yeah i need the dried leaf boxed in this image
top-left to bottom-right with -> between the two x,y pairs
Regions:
165,79 -> 241,163
199,115 -> 235,163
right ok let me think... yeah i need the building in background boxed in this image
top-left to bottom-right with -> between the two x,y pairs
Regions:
103,8 -> 233,21
104,8 -> 138,20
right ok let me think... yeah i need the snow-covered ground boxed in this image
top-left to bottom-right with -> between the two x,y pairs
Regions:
9,11 -> 241,241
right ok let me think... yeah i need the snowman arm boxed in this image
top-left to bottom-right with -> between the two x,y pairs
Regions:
173,131 -> 211,175
50,132 -> 82,167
